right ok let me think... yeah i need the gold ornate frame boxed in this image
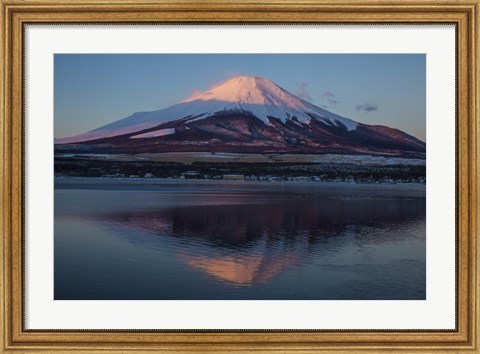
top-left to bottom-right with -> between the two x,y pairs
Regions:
1,0 -> 479,352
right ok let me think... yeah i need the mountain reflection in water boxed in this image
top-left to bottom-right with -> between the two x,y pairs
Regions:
54,179 -> 426,299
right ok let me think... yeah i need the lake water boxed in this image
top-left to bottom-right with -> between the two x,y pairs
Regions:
54,178 -> 426,300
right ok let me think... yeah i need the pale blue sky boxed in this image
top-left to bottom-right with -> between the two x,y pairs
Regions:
54,54 -> 426,140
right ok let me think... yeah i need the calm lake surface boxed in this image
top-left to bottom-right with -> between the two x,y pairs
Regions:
54,178 -> 426,300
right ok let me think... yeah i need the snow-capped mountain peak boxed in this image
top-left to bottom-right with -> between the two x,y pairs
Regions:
179,75 -> 358,129
54,74 -> 425,157
56,76 -> 361,144
180,76 -> 298,106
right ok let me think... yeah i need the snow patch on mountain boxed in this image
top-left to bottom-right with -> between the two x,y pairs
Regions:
56,121 -> 163,144
130,128 -> 175,139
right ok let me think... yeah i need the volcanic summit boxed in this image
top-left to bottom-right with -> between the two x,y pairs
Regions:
55,76 -> 425,157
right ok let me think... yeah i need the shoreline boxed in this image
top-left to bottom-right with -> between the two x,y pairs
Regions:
54,176 -> 426,187
54,151 -> 426,166
55,153 -> 426,184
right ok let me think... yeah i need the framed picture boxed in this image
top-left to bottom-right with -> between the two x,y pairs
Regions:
1,0 -> 479,352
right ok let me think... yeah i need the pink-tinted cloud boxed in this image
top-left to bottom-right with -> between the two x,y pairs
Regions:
190,89 -> 203,96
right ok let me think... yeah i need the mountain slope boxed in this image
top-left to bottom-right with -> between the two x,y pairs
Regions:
55,76 -> 425,157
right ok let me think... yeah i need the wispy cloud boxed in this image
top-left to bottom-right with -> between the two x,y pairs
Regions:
224,70 -> 245,80
321,91 -> 338,107
356,102 -> 379,113
296,82 -> 314,102
190,89 -> 203,97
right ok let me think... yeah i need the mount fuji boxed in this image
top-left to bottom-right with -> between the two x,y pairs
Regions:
55,76 -> 425,157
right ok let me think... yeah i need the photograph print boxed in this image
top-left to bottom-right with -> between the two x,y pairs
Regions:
54,54 -> 426,300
